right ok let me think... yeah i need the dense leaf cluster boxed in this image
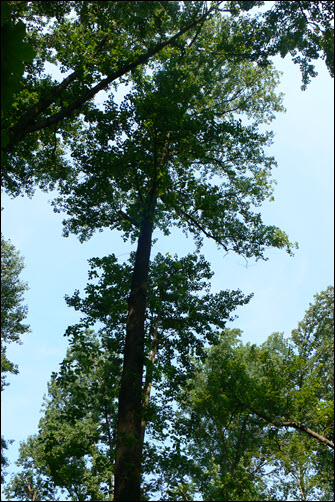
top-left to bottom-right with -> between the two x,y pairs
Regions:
1,1 -> 333,195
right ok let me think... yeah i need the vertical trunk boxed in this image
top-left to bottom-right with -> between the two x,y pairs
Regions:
114,205 -> 155,501
140,317 -> 160,448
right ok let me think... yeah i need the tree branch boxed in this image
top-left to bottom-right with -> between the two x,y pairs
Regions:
280,420 -> 334,449
117,209 -> 138,227
173,204 -> 228,251
4,3 -> 221,151
178,484 -> 190,501
246,403 -> 334,449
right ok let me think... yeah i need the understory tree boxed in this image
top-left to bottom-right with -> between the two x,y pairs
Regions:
169,286 -> 334,501
3,252 -> 250,501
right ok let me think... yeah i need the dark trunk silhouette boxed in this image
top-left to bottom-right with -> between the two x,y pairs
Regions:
114,200 -> 156,501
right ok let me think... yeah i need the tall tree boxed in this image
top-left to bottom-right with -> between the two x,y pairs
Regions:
2,1 -> 333,195
2,2 -> 333,499
51,22 -> 297,496
3,252 -> 250,500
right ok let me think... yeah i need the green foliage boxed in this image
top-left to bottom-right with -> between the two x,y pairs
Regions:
52,30 -> 296,261
1,235 -> 31,489
1,234 -> 30,390
2,1 -> 216,195
3,252 -> 250,500
1,435 -> 13,485
169,287 -> 334,501
3,328 -> 116,501
2,2 -> 333,498
1,1 -> 36,151
1,0 -> 36,171
1,1 -> 333,196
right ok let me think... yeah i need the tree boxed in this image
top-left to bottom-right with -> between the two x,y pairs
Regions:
1,435 -> 13,486
1,234 -> 30,487
2,2 -> 333,499
3,252 -> 250,501
1,1 -> 36,163
49,21 -> 301,495
174,287 -> 333,501
2,1 -> 333,195
1,234 -> 30,390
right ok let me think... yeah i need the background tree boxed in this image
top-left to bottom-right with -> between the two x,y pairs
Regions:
1,234 -> 30,390
3,252 -> 250,501
1,234 -> 30,486
172,287 -> 333,501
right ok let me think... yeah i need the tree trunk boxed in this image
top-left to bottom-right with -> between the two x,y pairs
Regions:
141,316 -> 160,448
114,205 -> 156,501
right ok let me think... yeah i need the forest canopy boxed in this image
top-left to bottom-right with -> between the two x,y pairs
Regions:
1,2 -> 333,501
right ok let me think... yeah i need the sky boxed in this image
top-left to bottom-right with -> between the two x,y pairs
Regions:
1,51 -> 334,489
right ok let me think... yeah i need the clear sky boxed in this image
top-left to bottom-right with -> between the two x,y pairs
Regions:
1,53 -> 334,487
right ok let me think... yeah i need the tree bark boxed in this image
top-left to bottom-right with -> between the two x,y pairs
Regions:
140,316 -> 160,448
114,202 -> 156,501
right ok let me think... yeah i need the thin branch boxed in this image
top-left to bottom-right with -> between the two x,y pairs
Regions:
178,484 -> 190,501
290,468 -> 307,501
174,205 -> 228,251
245,403 -> 334,449
25,477 -> 39,501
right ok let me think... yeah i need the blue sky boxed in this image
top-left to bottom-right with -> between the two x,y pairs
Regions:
1,54 -> 334,486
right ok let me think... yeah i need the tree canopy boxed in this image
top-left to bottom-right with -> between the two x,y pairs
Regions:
1,1 -> 333,196
4,278 -> 333,500
161,286 -> 334,501
1,2 -> 333,500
